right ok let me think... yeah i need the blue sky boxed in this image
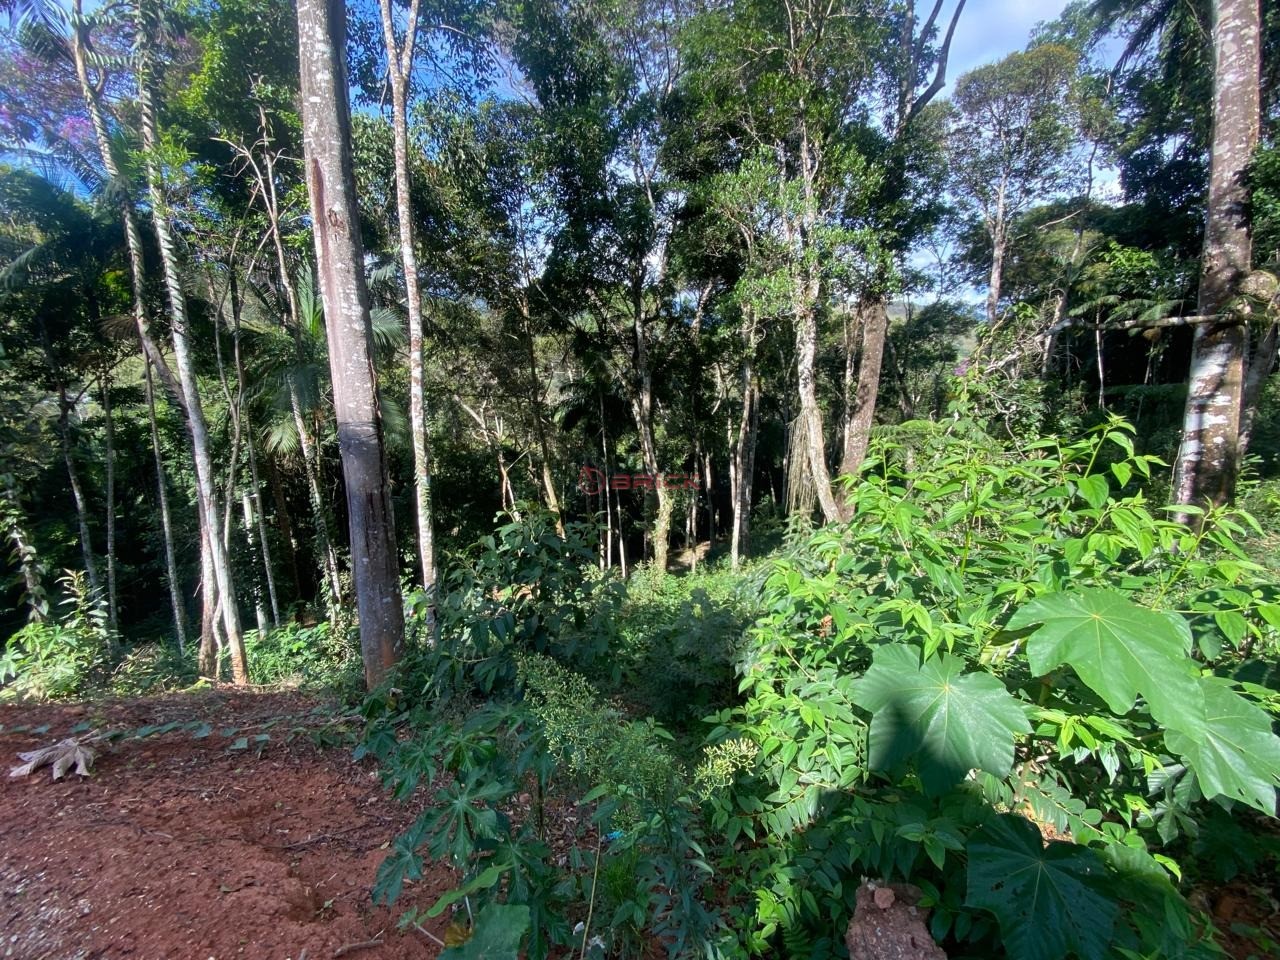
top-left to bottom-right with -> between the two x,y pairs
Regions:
947,0 -> 1070,79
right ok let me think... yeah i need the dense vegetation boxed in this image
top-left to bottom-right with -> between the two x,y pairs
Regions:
2,0 -> 1279,957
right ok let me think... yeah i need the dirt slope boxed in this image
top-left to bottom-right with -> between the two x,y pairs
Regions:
0,690 -> 451,960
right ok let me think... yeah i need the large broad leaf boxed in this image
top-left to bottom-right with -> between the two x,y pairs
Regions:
1164,677 -> 1280,815
850,645 -> 1030,794
440,903 -> 530,960
966,813 -> 1117,960
1006,589 -> 1200,719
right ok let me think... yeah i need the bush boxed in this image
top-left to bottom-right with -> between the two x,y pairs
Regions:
242,619 -> 363,688
705,416 -> 1280,959
0,570 -> 111,700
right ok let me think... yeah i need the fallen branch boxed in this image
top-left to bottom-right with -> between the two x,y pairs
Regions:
333,939 -> 383,957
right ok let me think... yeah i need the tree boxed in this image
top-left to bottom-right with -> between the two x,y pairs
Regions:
1171,0 -> 1264,511
947,45 -> 1081,330
295,0 -> 405,686
377,0 -> 436,600
136,0 -> 249,682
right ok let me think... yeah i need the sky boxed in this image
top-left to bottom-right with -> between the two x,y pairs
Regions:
946,0 -> 1071,80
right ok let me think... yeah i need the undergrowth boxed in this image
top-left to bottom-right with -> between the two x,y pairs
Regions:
360,415 -> 1280,960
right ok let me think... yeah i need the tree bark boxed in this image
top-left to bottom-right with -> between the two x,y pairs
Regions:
378,0 -> 436,599
839,299 -> 889,483
297,0 -> 405,687
794,296 -> 844,524
56,387 -> 100,601
100,373 -> 119,636
730,365 -> 759,569
136,17 -> 248,684
144,357 -> 188,653
1172,0 -> 1261,513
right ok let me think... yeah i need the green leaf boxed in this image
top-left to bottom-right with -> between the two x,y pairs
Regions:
1006,589 -> 1200,719
1076,474 -> 1109,510
966,813 -> 1117,960
441,903 -> 529,960
1164,678 -> 1280,814
850,645 -> 1030,794
427,865 -> 505,919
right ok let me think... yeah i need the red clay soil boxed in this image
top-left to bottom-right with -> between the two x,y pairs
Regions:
0,689 -> 454,960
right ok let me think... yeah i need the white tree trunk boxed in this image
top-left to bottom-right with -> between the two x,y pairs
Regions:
136,21 -> 248,683
378,0 -> 436,601
144,358 -> 188,653
1172,0 -> 1261,513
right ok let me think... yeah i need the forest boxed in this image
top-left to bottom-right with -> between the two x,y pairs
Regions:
1,0 -> 1279,957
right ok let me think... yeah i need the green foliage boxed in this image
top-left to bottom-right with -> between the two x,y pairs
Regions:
704,418 -> 1279,959
414,507 -> 624,697
1,570 -> 110,699
850,645 -> 1031,795
606,567 -> 756,726
242,620 -> 362,688
965,813 -> 1117,960
440,903 -> 530,960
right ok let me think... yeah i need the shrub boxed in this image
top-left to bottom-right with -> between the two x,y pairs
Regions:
0,570 -> 111,700
704,416 -> 1280,959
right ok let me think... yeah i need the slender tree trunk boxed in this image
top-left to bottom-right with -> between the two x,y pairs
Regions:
197,516 -> 219,677
297,0 -> 406,687
100,373 -> 119,636
377,0 -> 436,599
986,186 -> 1008,327
242,492 -> 271,636
244,432 -> 280,627
731,365 -> 759,569
839,299 -> 889,484
1240,322 -> 1278,454
519,306 -> 564,532
145,357 -> 188,653
290,382 -> 343,614
70,0 -> 181,406
247,110 -> 342,614
137,23 -> 248,684
266,455 -> 304,601
1172,0 -> 1261,513
57,389 -> 100,600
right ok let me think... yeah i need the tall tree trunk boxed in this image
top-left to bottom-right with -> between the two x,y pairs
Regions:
794,296 -> 844,524
297,0 -> 405,688
145,357 -> 188,653
56,388 -> 100,600
244,431 -> 281,628
136,20 -> 248,684
730,364 -> 759,570
839,299 -> 889,482
69,0 -> 180,405
1172,0 -> 1261,513
378,0 -> 436,599
100,373 -> 119,636
243,109 -> 342,615
197,514 -> 220,678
